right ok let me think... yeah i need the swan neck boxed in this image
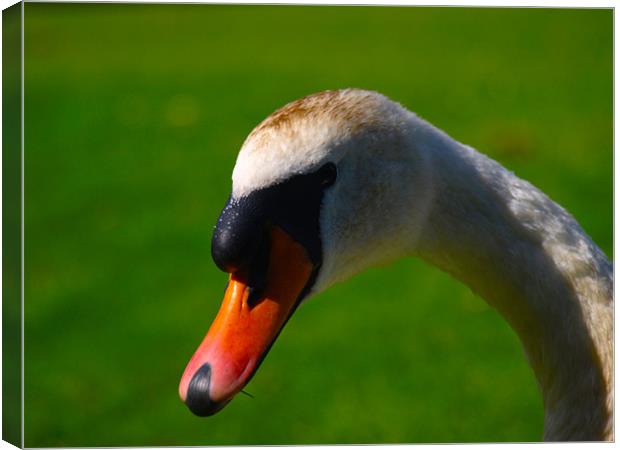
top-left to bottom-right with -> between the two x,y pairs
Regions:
412,125 -> 613,441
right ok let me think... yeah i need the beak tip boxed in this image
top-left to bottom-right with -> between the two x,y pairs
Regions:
184,363 -> 228,417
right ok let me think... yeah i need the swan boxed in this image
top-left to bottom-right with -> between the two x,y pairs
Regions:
178,89 -> 613,441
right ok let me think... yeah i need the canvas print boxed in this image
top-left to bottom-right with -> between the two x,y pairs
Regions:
2,3 -> 613,446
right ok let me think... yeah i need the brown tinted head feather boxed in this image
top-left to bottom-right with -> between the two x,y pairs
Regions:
247,89 -> 392,144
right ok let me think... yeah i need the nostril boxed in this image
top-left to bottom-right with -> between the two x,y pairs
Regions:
185,363 -> 222,417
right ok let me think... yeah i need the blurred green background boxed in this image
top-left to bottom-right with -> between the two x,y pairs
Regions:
22,4 -> 612,446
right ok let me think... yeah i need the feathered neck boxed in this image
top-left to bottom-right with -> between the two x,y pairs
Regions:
410,120 -> 613,441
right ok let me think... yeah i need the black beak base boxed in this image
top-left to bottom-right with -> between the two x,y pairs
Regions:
211,164 -> 334,277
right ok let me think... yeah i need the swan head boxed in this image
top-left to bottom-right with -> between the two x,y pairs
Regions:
179,89 -> 434,416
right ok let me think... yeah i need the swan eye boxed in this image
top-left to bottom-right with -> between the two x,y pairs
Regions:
318,162 -> 337,188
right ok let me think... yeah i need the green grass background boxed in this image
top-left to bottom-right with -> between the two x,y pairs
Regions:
22,4 -> 612,446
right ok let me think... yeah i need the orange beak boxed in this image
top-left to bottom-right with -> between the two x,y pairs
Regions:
178,226 -> 314,416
